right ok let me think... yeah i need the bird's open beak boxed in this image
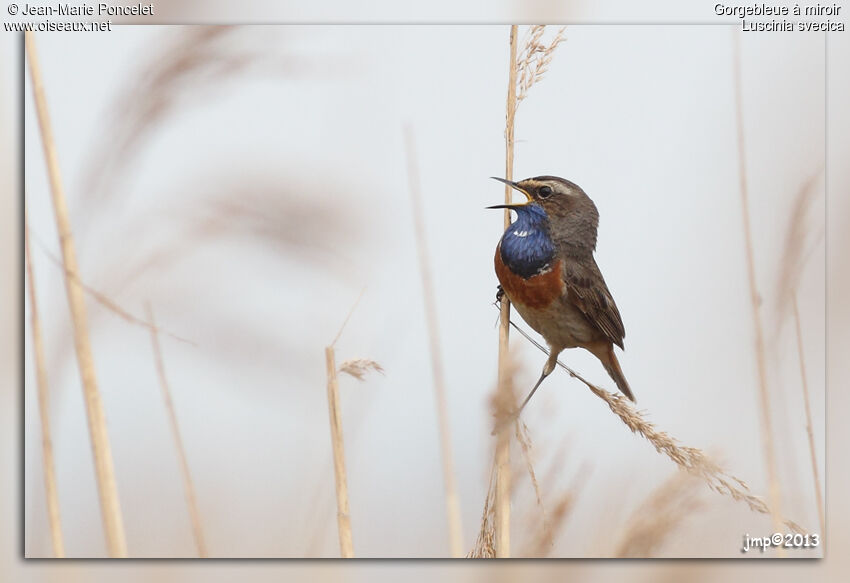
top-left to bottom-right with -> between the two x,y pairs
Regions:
487,176 -> 532,209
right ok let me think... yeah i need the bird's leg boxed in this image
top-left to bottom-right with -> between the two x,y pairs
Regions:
515,350 -> 558,416
493,350 -> 558,435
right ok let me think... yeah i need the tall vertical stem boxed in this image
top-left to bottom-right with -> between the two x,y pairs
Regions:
792,295 -> 825,536
25,31 -> 127,557
146,304 -> 208,557
25,208 -> 65,558
495,24 -> 519,559
325,346 -> 354,557
732,30 -> 784,537
404,127 -> 464,557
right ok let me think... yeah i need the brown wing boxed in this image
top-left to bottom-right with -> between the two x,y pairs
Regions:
561,258 -> 625,349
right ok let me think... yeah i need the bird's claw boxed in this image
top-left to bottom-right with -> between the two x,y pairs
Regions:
495,285 -> 505,305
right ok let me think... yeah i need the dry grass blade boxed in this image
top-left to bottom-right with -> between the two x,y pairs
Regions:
331,288 -> 365,348
521,485 -> 579,558
25,207 -> 65,558
30,232 -> 195,345
792,295 -> 825,536
338,359 -> 384,382
514,421 -> 543,515
774,172 -> 823,329
614,471 -> 703,558
517,441 -> 586,558
404,125 -> 464,557
145,303 -> 208,558
508,318 -> 806,535
731,30 -> 784,535
516,25 -> 566,106
26,31 -> 128,558
468,448 -> 499,558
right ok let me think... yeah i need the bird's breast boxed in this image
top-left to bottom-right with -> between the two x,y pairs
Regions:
494,245 -> 566,310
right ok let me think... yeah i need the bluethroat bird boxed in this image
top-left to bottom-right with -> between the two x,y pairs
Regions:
490,175 -> 634,416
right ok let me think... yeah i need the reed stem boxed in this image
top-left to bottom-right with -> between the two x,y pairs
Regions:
146,303 -> 208,557
792,294 -> 825,537
732,29 -> 784,539
403,126 -> 464,557
25,207 -> 65,558
325,345 -> 354,557
25,31 -> 127,558
495,24 -> 520,559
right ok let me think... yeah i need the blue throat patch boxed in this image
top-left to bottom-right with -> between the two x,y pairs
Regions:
499,203 -> 555,279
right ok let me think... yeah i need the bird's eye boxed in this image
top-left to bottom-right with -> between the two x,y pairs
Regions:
538,185 -> 553,199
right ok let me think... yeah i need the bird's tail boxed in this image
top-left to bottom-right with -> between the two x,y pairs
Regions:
599,345 -> 635,402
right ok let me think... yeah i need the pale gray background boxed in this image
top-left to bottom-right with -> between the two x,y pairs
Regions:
20,25 -> 825,558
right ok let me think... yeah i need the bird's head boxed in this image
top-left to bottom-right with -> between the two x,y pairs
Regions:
488,175 -> 600,252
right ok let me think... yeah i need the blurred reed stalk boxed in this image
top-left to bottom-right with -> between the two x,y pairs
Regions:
25,31 -> 128,558
324,346 -> 353,557
792,294 -> 825,536
323,296 -> 363,559
403,126 -> 464,557
25,207 -> 65,558
145,303 -> 208,558
494,23 -> 520,559
731,31 -> 784,536
469,355 -> 519,558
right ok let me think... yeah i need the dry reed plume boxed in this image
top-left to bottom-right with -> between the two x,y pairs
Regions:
516,25 -> 567,106
338,359 -> 384,382
509,320 -> 805,535
516,437 -> 585,557
80,27 -> 331,220
520,488 -> 577,558
614,471 -> 703,557
26,31 -> 128,558
774,172 -> 823,330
